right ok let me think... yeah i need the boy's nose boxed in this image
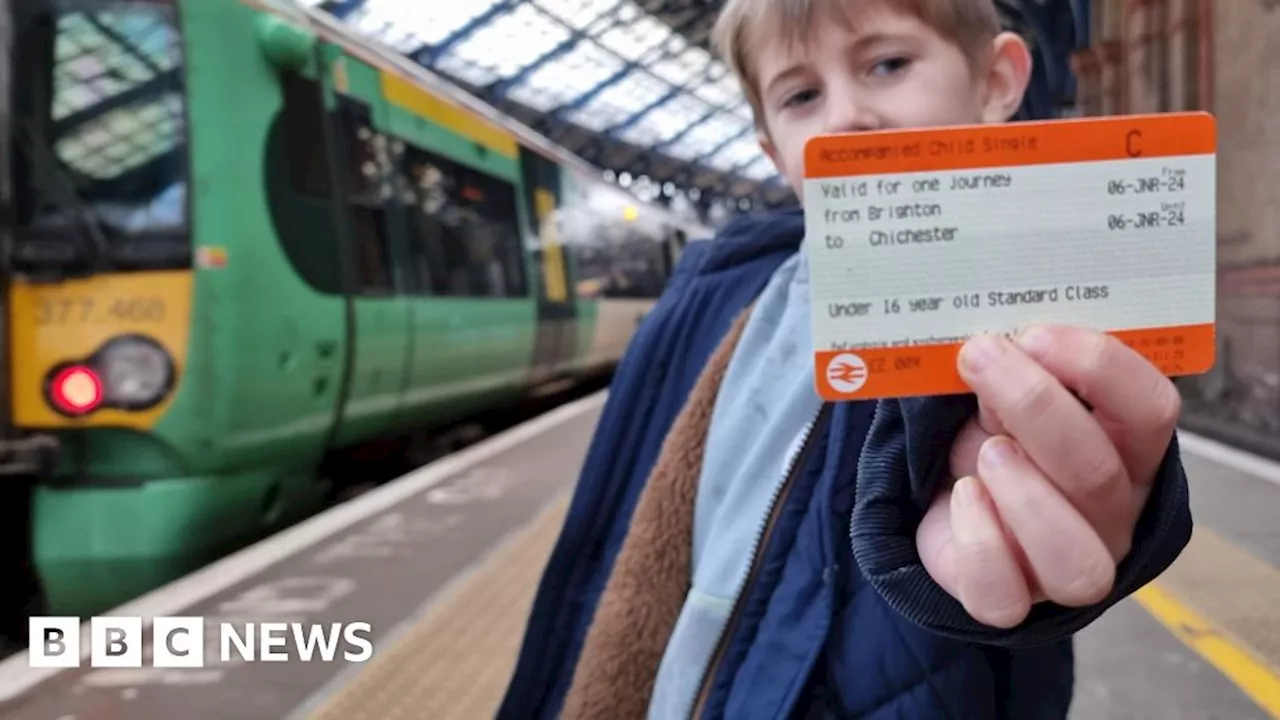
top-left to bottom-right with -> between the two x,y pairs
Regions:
826,104 -> 882,134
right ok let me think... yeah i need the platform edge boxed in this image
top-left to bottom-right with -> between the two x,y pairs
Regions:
0,391 -> 606,702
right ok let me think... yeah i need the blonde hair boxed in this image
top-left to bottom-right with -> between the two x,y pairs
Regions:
711,0 -> 1003,126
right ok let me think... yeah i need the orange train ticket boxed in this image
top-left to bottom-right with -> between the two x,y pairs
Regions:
803,112 -> 1217,401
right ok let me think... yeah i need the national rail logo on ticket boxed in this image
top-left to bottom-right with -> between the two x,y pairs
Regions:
803,112 -> 1217,401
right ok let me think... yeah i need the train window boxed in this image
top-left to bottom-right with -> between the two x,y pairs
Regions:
568,218 -> 669,300
336,101 -> 394,296
263,72 -> 343,294
400,145 -> 528,299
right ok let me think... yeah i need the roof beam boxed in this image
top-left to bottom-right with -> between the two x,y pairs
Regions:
412,0 -> 527,66
648,103 -> 724,153
487,0 -> 632,98
620,151 -> 659,183
688,122 -> 752,166
605,51 -> 724,137
52,69 -> 181,138
572,135 -> 610,167
400,0 -> 803,200
606,85 -> 682,132
548,9 -> 707,116
319,0 -> 366,19
725,153 -> 764,176
555,59 -> 644,116
84,15 -> 163,75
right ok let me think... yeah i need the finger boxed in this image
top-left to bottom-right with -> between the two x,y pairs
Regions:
950,475 -> 1031,628
949,416 -> 991,482
958,333 -> 1132,560
978,436 -> 1116,607
1013,324 -> 1181,491
977,396 -> 1006,436
941,429 -> 1050,605
917,480 -> 959,600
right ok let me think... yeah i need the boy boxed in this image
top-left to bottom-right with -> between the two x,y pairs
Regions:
499,0 -> 1193,717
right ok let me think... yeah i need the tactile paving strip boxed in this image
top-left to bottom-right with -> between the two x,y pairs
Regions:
1158,525 -> 1280,673
304,496 -> 569,720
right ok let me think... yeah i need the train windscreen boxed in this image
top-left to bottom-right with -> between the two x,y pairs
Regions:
9,0 -> 189,277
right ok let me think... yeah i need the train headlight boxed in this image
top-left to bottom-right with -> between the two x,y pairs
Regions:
48,365 -> 105,416
96,335 -> 175,410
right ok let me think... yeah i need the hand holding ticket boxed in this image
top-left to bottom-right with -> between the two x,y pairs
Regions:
803,113 -> 1214,626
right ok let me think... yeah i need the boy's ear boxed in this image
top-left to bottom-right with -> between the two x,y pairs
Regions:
979,31 -> 1033,122
758,130 -> 788,185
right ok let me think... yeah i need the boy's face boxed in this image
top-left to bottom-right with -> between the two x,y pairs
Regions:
753,2 -> 1031,197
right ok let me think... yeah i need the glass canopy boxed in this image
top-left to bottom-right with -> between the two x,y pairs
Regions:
297,0 -> 779,186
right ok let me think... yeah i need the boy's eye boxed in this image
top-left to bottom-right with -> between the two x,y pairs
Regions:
782,88 -> 819,108
870,56 -> 911,76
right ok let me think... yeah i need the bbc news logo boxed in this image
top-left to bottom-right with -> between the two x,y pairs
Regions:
29,617 -> 374,668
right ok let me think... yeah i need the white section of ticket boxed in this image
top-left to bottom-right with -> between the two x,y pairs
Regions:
803,153 -> 1216,353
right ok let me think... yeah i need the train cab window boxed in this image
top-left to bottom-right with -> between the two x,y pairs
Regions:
337,101 -> 394,296
400,145 -> 527,299
12,1 -> 192,274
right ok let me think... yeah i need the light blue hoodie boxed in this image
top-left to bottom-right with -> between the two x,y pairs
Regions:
647,247 -> 824,718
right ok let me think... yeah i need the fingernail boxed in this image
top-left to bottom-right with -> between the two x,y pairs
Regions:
960,334 -> 1004,373
980,437 -> 1016,470
952,476 -> 979,509
1015,326 -> 1053,359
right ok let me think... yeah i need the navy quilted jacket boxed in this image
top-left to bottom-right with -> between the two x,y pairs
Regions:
498,207 -> 1193,719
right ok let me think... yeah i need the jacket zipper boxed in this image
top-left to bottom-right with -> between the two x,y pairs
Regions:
686,403 -> 832,719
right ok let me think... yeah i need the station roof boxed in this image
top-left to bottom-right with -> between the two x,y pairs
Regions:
304,0 -> 1088,215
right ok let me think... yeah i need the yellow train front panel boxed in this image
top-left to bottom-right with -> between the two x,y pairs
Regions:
9,270 -> 193,429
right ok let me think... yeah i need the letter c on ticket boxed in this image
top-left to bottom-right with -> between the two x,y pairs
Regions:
1127,129 -> 1143,157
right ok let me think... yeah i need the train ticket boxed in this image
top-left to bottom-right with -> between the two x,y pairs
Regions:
803,112 -> 1217,401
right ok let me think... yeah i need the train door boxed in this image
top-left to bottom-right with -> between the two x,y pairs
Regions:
322,53 -> 411,447
520,147 -> 577,384
394,138 -> 534,423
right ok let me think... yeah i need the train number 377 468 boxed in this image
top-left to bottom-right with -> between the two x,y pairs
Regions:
35,297 -> 167,326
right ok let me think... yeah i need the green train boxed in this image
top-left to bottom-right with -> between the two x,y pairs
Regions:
0,0 -> 706,618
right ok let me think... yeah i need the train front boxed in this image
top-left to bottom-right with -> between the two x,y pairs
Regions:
2,0 -> 195,615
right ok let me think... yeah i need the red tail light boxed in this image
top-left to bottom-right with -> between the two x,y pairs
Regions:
48,365 -> 104,416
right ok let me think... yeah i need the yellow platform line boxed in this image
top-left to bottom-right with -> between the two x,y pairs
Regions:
1134,582 -> 1280,718
1130,522 -> 1280,720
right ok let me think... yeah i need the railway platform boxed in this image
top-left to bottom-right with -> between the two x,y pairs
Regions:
0,390 -> 1277,720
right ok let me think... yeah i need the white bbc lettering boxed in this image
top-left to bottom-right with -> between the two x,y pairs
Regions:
153,617 -> 205,668
291,623 -> 341,661
28,616 -> 79,668
343,622 -> 373,661
217,621 -> 372,663
68,576 -> 369,688
90,617 -> 142,668
202,577 -> 356,669
77,576 -> 354,681
36,615 -> 376,675
259,622 -> 290,662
